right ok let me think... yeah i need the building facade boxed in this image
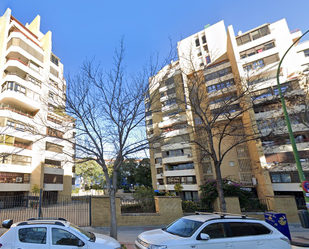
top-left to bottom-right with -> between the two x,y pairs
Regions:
0,9 -> 75,198
147,18 -> 309,200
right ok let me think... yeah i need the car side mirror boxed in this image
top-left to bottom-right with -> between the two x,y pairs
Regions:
200,233 -> 210,240
77,240 -> 85,247
2,219 -> 13,229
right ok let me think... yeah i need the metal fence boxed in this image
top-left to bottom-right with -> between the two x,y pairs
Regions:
0,191 -> 91,226
181,198 -> 213,213
240,198 -> 269,212
295,197 -> 306,210
121,198 -> 156,213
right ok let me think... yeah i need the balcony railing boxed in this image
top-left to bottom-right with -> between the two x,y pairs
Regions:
13,143 -> 32,150
44,164 -> 62,169
0,104 -> 35,118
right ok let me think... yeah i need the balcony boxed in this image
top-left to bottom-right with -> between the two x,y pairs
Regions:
162,155 -> 193,164
4,57 -> 43,81
6,43 -> 44,68
165,169 -> 196,177
159,114 -> 187,128
44,166 -> 64,175
0,82 -> 40,113
0,183 -> 30,191
159,83 -> 175,93
165,184 -> 198,191
162,128 -> 188,138
43,183 -> 63,191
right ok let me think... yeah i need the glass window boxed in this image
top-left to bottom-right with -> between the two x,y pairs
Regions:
281,173 -> 292,183
271,174 -> 281,183
195,38 -> 200,47
52,228 -> 82,246
202,35 -> 206,44
251,223 -> 271,235
166,217 -> 202,237
241,34 -> 251,44
304,49 -> 309,57
19,227 -> 47,244
251,30 -> 261,40
229,222 -> 253,237
201,223 -> 226,239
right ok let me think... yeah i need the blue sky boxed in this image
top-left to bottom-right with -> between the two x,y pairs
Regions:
1,0 -> 308,76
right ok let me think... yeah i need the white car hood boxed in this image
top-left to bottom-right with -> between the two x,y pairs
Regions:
93,233 -> 121,248
138,229 -> 183,245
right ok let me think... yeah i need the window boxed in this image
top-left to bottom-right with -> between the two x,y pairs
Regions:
236,25 -> 270,46
203,45 -> 209,52
47,127 -> 64,138
228,222 -> 270,237
270,173 -> 292,183
1,82 -> 26,95
195,38 -> 200,47
197,52 -> 202,57
201,223 -> 226,239
202,35 -> 207,44
52,228 -> 82,246
19,227 -> 47,244
206,79 -> 235,93
205,67 -> 232,81
229,222 -> 253,237
304,49 -> 309,57
240,41 -> 275,59
51,54 -> 59,66
243,54 -> 279,71
206,56 -> 211,64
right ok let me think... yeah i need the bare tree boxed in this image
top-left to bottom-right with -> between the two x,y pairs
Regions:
63,39 -> 172,239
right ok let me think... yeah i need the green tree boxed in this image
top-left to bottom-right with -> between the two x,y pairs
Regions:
174,183 -> 183,196
200,178 -> 258,209
76,159 -> 105,189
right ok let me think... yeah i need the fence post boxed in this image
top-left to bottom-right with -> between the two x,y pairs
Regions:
89,196 -> 92,226
38,189 -> 43,218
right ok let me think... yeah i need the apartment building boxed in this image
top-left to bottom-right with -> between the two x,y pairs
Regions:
147,18 -> 309,200
0,9 -> 75,198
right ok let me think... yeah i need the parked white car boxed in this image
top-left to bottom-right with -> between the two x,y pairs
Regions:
0,218 -> 121,249
135,213 -> 292,249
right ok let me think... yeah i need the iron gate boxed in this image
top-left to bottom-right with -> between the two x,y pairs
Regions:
0,191 -> 91,226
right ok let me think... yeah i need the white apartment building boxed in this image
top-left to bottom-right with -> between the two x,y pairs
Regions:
0,8 -> 75,198
148,18 -> 309,200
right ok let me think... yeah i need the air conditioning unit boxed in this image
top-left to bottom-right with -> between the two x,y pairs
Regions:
16,177 -> 22,183
187,154 -> 192,157
160,173 -> 163,177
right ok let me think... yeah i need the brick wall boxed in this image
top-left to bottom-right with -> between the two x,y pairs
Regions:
91,196 -> 183,227
91,195 -> 300,227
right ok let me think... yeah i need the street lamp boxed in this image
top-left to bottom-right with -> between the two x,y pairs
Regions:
276,29 -> 309,213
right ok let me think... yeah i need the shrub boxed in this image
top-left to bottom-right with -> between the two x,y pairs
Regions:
200,178 -> 256,209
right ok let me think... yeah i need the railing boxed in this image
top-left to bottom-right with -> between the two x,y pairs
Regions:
295,197 -> 306,210
13,143 -> 32,150
182,198 -> 213,213
121,198 -> 156,213
0,105 -> 35,118
240,198 -> 269,212
44,164 -> 62,169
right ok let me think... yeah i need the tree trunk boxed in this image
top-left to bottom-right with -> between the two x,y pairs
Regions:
214,164 -> 227,213
109,169 -> 119,239
109,188 -> 117,239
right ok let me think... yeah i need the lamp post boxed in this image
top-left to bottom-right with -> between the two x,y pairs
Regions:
276,29 -> 309,212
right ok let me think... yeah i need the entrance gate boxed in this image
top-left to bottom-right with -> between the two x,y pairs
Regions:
0,191 -> 91,226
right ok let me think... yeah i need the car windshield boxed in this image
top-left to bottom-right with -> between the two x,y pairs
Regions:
69,223 -> 94,241
165,218 -> 202,237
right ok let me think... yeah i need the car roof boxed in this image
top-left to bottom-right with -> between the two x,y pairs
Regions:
11,218 -> 71,228
182,213 -> 259,223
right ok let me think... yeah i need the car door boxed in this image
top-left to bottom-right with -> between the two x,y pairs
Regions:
228,221 -> 271,249
195,222 -> 234,249
50,227 -> 87,249
14,226 -> 48,249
